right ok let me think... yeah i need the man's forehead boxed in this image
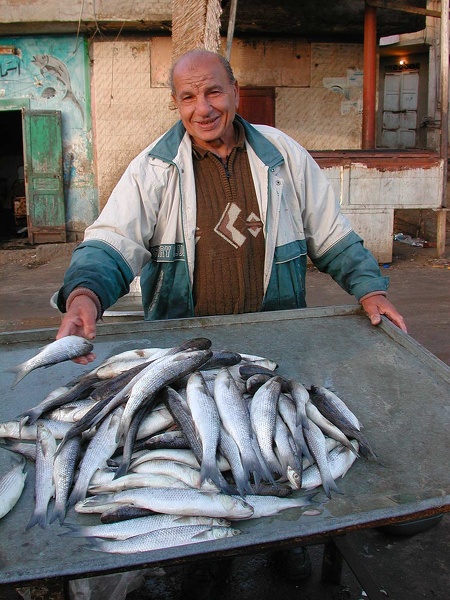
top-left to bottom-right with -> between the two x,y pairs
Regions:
173,56 -> 227,85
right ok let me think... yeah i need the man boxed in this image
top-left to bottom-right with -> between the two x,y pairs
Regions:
55,49 -> 407,597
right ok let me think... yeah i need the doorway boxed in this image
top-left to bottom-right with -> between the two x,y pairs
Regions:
381,70 -> 419,148
0,110 -> 26,242
238,88 -> 275,126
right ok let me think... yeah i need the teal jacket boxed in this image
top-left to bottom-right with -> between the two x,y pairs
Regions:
57,117 -> 388,319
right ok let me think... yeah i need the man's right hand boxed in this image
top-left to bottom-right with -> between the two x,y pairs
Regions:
56,295 -> 98,364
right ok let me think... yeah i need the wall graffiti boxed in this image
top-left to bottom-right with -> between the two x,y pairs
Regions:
0,37 -> 86,126
0,35 -> 97,231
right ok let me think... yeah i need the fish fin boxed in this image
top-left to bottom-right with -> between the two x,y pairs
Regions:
113,460 -> 130,480
59,525 -> 84,537
191,527 -> 213,540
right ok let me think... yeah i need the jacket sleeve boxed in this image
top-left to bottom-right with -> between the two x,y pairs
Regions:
312,230 -> 390,301
56,240 -> 135,314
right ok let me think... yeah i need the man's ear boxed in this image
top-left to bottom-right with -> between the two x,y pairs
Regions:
234,81 -> 240,109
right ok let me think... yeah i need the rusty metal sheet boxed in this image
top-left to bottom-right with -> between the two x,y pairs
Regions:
0,306 -> 449,586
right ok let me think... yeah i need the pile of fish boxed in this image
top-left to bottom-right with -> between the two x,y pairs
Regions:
0,335 -> 377,554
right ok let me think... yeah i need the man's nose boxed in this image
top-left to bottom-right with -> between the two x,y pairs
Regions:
195,95 -> 211,115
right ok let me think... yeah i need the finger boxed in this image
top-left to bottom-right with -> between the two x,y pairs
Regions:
383,310 -> 408,333
71,352 -> 97,365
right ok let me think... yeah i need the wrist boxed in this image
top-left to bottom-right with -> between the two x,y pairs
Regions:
66,287 -> 102,320
359,291 -> 387,305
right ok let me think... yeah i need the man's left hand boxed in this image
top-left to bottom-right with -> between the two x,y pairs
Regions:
360,294 -> 407,333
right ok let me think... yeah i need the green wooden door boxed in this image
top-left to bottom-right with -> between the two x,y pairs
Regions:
22,110 -> 66,243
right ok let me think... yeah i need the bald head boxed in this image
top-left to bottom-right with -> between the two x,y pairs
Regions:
169,50 -> 236,94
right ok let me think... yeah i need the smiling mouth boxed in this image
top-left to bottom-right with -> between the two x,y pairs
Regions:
195,117 -> 219,126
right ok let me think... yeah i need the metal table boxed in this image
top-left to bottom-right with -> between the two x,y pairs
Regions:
0,306 -> 449,598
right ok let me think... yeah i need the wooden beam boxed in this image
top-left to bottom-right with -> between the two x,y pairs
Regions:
366,0 -> 442,19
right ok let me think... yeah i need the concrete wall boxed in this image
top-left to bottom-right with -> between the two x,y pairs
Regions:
92,36 -> 364,208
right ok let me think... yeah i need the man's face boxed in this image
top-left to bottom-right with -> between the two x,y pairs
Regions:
171,54 -> 239,148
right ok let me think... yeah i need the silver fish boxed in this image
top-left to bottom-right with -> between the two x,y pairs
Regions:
130,448 -> 200,471
310,385 -> 362,430
0,456 -> 27,519
288,380 -> 310,429
116,349 -> 212,443
89,472 -> 193,493
46,398 -> 99,423
50,436 -> 82,525
278,393 -> 313,463
250,376 -> 284,476
273,414 -> 302,482
20,373 -> 99,426
0,419 -> 72,441
302,441 -> 359,490
186,371 -> 223,489
7,336 -> 94,387
242,492 -> 317,519
80,488 -> 254,519
305,401 -> 359,456
214,368 -> 272,485
218,427 -> 252,497
61,514 -> 231,540
87,524 -> 241,554
303,419 -> 341,498
68,406 -> 124,507
309,386 -> 376,460
93,348 -> 165,379
0,440 -> 37,461
128,459 -> 204,488
136,406 -> 174,441
27,422 -> 57,529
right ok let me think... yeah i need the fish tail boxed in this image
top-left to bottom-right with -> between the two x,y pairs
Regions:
200,458 -> 233,494
350,431 -> 378,461
49,501 -> 67,525
321,473 -> 341,499
293,425 -> 313,463
68,480 -> 88,508
26,508 -> 48,530
58,524 -> 83,537
7,363 -> 30,388
250,436 -> 277,486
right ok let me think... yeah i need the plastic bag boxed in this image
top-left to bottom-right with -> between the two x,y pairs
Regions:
68,568 -> 161,600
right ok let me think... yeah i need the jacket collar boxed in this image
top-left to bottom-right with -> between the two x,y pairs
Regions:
149,115 -> 284,169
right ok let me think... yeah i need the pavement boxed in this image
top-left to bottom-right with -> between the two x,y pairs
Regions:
0,239 -> 449,600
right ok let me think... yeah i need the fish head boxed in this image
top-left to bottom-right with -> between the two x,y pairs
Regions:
286,466 -> 301,489
32,54 -> 48,68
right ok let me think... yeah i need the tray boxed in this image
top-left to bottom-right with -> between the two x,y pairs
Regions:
0,306 -> 449,586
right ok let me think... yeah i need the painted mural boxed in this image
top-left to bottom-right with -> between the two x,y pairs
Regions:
0,35 -> 97,235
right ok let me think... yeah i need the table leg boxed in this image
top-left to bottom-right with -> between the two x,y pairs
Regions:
321,536 -> 388,600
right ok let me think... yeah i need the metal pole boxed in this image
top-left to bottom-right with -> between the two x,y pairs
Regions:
362,4 -> 377,149
440,0 -> 449,206
226,0 -> 238,61
437,0 -> 449,257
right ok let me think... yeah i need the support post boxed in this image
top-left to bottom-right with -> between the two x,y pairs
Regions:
362,4 -> 377,149
438,0 -> 449,257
